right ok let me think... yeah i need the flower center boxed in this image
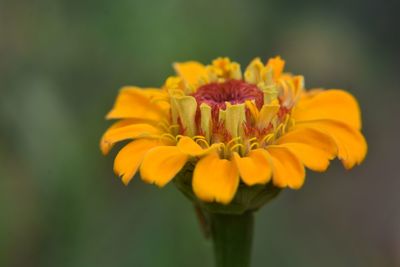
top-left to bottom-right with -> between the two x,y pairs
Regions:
192,80 -> 263,110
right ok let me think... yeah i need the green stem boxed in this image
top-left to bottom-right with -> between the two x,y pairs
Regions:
210,212 -> 254,267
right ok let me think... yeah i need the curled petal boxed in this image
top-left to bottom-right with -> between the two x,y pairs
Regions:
233,149 -> 272,186
193,152 -> 239,204
293,89 -> 362,129
296,120 -> 367,169
276,128 -> 337,172
114,139 -> 161,185
266,146 -> 305,189
106,87 -> 169,121
140,146 -> 188,187
100,123 -> 162,155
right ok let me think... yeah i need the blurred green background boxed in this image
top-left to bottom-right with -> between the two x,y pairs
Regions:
1,0 -> 399,266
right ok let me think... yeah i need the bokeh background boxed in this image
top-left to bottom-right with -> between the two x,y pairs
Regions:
1,0 -> 399,266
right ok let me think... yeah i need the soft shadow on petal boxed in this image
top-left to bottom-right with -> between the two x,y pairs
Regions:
100,119 -> 135,155
233,149 -> 272,186
295,120 -> 367,169
276,128 -> 337,172
193,152 -> 239,204
140,146 -> 188,187
114,139 -> 161,185
266,146 -> 305,189
176,136 -> 218,156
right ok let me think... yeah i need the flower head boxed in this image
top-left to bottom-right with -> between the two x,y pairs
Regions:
101,56 -> 367,205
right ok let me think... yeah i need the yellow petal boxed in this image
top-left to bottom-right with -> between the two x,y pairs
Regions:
266,146 -> 305,189
100,123 -> 162,155
200,103 -> 212,142
276,128 -> 337,172
257,103 -> 280,129
211,57 -> 242,80
173,95 -> 197,136
293,89 -> 362,129
192,152 -> 239,204
266,56 -> 285,80
140,146 -> 188,187
176,136 -> 217,156
114,139 -> 161,185
224,103 -> 246,138
106,87 -> 169,121
244,57 -> 263,84
245,100 -> 260,121
228,62 -> 242,80
233,149 -> 272,186
100,120 -> 136,154
296,120 -> 367,169
173,61 -> 207,86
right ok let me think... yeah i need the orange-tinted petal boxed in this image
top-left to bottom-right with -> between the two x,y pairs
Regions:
140,146 -> 188,187
296,120 -> 367,169
232,149 -> 272,186
266,56 -> 285,80
293,89 -> 361,129
173,61 -> 207,86
176,136 -> 218,156
106,87 -> 169,121
266,146 -> 305,189
100,123 -> 162,155
100,120 -> 136,154
276,128 -> 337,172
114,139 -> 161,185
192,152 -> 239,204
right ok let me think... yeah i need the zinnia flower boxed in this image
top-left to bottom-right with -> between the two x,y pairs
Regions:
100,56 -> 367,205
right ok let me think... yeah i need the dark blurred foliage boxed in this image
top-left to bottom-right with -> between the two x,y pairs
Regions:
1,0 -> 399,266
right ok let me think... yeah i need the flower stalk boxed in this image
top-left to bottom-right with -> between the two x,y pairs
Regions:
209,211 -> 254,267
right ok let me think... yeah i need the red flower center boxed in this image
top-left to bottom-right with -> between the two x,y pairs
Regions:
192,80 -> 263,110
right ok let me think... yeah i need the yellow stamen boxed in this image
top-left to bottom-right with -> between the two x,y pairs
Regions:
247,137 -> 258,143
195,138 -> 210,148
249,142 -> 259,150
230,143 -> 244,154
260,133 -> 275,146
226,136 -> 242,148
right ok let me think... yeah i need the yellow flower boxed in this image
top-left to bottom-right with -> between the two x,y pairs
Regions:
101,56 -> 367,205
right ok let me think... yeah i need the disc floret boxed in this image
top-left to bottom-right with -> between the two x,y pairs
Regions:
167,57 -> 301,158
